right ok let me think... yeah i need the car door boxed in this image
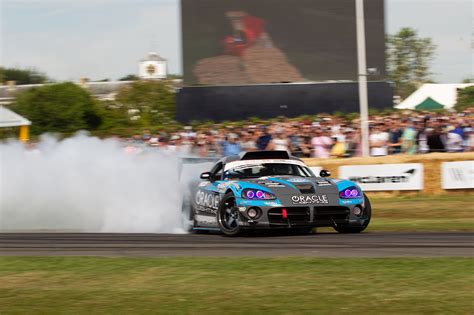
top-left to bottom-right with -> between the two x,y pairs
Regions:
193,162 -> 225,227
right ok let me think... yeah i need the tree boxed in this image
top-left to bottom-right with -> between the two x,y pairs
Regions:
386,28 -> 436,99
0,67 -> 49,85
455,86 -> 474,111
119,74 -> 139,81
11,82 -> 101,135
94,100 -> 134,132
115,80 -> 175,126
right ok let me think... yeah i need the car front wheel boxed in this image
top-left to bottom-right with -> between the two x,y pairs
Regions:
333,193 -> 372,234
217,192 -> 243,236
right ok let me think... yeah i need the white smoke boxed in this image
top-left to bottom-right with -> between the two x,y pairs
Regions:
0,133 -> 209,233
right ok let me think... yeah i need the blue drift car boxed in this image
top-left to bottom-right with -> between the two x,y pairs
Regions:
184,151 -> 371,236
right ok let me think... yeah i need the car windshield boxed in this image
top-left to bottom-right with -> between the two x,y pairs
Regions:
224,163 -> 314,179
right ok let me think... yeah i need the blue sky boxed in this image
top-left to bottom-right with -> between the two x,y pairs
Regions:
1,0 -> 472,83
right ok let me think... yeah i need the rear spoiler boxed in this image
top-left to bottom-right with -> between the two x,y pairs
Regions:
240,150 -> 290,160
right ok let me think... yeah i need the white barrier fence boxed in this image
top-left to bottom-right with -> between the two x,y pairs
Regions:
338,164 -> 424,191
333,161 -> 473,191
441,161 -> 474,190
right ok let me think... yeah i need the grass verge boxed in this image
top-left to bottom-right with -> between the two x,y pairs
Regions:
0,257 -> 473,314
318,194 -> 474,232
367,195 -> 474,232
317,195 -> 474,233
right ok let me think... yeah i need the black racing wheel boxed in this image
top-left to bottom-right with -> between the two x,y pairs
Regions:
333,193 -> 372,234
217,192 -> 243,236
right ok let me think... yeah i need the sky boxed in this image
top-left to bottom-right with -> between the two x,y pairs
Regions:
1,0 -> 472,83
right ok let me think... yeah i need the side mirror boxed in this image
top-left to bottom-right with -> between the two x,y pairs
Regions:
319,169 -> 331,178
200,172 -> 212,180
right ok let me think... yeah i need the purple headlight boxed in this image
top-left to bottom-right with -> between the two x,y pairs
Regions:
242,189 -> 275,200
340,187 -> 361,199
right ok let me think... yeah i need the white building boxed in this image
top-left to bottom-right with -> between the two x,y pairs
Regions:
138,52 -> 167,80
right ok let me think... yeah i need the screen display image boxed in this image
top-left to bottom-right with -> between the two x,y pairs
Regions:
182,0 -> 386,86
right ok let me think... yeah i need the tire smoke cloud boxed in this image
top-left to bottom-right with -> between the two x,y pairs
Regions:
0,134 -> 207,233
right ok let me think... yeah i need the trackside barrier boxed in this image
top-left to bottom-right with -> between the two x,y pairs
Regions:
304,152 -> 474,196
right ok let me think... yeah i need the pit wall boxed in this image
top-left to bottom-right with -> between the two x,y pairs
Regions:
303,152 -> 474,197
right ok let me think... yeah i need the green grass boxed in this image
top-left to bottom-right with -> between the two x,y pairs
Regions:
368,218 -> 474,232
367,195 -> 474,232
0,257 -> 472,314
316,195 -> 474,233
313,195 -> 473,233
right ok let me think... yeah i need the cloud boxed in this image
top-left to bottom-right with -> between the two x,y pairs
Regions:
5,0 -> 128,4
43,8 -> 68,16
4,0 -> 177,6
2,0 -> 181,80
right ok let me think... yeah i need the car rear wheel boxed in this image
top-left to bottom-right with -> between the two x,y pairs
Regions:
217,192 -> 242,236
182,197 -> 195,233
333,193 -> 372,234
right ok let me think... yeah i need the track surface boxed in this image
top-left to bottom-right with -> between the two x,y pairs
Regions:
0,232 -> 472,257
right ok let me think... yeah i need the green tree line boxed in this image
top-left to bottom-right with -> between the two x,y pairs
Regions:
0,67 -> 50,85
10,80 -> 177,137
10,79 -> 472,139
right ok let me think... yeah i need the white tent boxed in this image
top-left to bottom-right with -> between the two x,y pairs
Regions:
396,83 -> 474,110
0,106 -> 31,127
0,106 -> 31,141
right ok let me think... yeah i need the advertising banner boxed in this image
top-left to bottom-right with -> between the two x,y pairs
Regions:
338,164 -> 424,191
441,161 -> 474,189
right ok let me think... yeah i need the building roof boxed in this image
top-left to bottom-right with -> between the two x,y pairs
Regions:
396,83 -> 474,110
0,106 -> 31,127
141,52 -> 166,62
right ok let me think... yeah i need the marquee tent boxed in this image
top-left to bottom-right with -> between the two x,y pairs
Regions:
0,106 -> 31,141
396,83 -> 474,110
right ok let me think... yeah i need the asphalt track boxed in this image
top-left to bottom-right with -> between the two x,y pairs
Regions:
0,232 -> 472,257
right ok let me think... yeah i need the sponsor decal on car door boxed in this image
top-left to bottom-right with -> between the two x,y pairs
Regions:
195,189 -> 220,214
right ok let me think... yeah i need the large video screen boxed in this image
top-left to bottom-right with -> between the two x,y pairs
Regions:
182,0 -> 386,86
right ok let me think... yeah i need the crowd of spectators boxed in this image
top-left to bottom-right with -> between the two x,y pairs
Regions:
124,110 -> 474,158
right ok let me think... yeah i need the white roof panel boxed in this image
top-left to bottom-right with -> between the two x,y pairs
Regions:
0,106 -> 31,127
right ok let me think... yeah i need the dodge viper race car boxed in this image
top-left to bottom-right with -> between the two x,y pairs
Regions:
183,151 -> 371,236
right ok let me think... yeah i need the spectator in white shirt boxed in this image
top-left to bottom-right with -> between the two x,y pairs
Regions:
369,124 -> 389,156
268,128 -> 289,151
446,127 -> 463,152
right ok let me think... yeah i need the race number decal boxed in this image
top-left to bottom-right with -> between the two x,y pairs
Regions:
291,195 -> 328,205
